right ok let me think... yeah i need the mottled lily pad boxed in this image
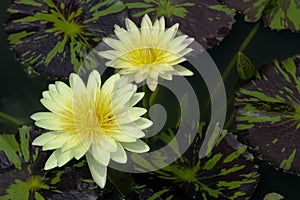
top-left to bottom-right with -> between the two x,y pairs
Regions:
235,56 -> 300,172
0,126 -> 100,199
124,0 -> 236,49
221,0 -> 300,32
5,0 -> 127,77
132,122 -> 259,199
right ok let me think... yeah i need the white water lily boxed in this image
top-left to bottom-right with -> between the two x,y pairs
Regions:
99,14 -> 194,91
31,70 -> 152,188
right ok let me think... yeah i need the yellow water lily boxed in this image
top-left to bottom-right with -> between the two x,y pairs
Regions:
99,14 -> 194,91
31,70 -> 152,188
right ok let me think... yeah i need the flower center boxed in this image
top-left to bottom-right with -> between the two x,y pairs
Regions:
128,48 -> 166,66
69,93 -> 118,143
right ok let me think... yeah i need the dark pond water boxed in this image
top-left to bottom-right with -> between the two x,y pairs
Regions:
1,0 -> 300,199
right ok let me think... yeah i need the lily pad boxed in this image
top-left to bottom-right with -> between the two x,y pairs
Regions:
221,0 -> 300,32
5,0 -> 127,77
132,122 -> 259,199
0,126 -> 100,199
124,0 -> 236,49
235,56 -> 300,172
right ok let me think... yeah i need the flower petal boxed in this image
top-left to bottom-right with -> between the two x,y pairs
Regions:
45,149 -> 61,170
32,131 -> 62,146
110,142 -> 127,163
173,65 -> 194,76
57,150 -> 74,167
91,143 -> 111,166
86,153 -> 108,188
87,70 -> 101,98
122,139 -> 150,153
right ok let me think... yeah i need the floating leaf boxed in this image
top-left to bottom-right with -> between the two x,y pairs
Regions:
0,126 -> 100,199
221,0 -> 300,32
264,192 -> 284,200
235,55 -> 300,172
124,0 -> 236,49
5,0 -> 127,77
236,52 -> 257,80
132,123 -> 259,199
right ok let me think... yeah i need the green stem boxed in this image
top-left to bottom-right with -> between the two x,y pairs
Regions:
0,112 -> 26,126
222,22 -> 260,82
203,22 -> 260,117
107,168 -> 133,198
142,84 -> 150,111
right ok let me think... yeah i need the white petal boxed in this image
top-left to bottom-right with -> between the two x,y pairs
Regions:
91,143 -> 111,166
42,91 -> 51,99
99,135 -> 118,152
100,74 -> 120,98
125,118 -> 153,130
146,77 -> 158,91
102,37 -> 127,52
69,73 -> 86,91
159,71 -> 173,80
125,18 -> 138,30
58,150 -> 73,167
99,50 -> 120,60
160,23 -> 179,46
110,142 -> 127,163
55,81 -> 72,97
45,149 -> 61,170
135,71 -> 147,83
32,131 -> 62,146
141,14 -> 152,28
119,74 -> 136,85
31,112 -> 54,121
73,143 -> 89,160
40,98 -> 64,114
125,18 -> 141,41
60,136 -> 82,152
41,133 -> 70,150
35,117 -> 62,131
122,139 -> 149,153
159,17 -> 165,33
110,131 -> 137,142
86,153 -> 107,188
87,70 -> 101,97
48,90 -> 70,109
178,47 -> 194,57
119,125 -> 145,138
173,65 -> 194,76
116,107 -> 147,124
48,84 -> 57,93
129,92 -> 144,107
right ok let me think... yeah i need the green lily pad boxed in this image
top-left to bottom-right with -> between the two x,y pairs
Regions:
235,55 -> 300,172
124,0 -> 236,49
0,126 -> 100,199
132,122 -> 259,199
5,0 -> 127,77
221,0 -> 300,32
